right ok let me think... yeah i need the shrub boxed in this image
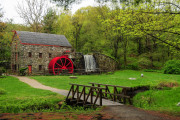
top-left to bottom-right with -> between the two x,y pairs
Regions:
0,88 -> 6,95
164,60 -> 180,74
153,61 -> 163,69
0,70 -> 2,76
144,69 -> 158,72
19,67 -> 28,76
0,67 -> 6,76
126,64 -> 139,70
0,96 -> 60,113
123,57 -> 139,70
158,81 -> 179,88
138,57 -> 152,69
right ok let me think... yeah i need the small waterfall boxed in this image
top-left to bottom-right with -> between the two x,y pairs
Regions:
84,55 -> 96,72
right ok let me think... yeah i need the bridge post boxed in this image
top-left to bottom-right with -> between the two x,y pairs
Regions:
105,86 -> 108,98
100,89 -> 102,106
91,88 -> 93,104
83,87 -> 86,104
113,87 -> 116,101
76,85 -> 79,102
72,85 -> 75,99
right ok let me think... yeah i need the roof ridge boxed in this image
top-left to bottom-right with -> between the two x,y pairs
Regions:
17,31 -> 65,36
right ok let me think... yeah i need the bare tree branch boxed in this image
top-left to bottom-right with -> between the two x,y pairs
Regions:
158,2 -> 180,10
145,32 -> 180,50
142,29 -> 180,35
17,0 -> 47,32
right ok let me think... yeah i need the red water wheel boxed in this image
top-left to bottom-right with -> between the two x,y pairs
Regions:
48,55 -> 74,75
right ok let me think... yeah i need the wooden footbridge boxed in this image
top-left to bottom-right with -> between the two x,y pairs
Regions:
66,83 -> 132,106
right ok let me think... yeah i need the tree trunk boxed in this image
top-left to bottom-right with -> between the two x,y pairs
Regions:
137,38 -> 143,55
123,36 -> 128,68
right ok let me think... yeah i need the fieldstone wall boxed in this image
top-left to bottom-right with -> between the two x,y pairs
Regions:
93,53 -> 117,72
21,45 -> 71,75
71,52 -> 117,73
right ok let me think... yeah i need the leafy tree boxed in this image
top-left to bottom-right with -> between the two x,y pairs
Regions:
0,5 -> 12,71
52,11 -> 75,46
48,1 -> 180,69
51,0 -> 82,9
43,8 -> 58,33
0,11 -> 30,65
0,5 -> 8,62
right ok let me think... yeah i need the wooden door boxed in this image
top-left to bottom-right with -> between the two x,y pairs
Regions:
28,65 -> 32,74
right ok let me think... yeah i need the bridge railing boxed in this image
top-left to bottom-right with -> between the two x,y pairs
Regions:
89,83 -> 132,104
66,83 -> 106,106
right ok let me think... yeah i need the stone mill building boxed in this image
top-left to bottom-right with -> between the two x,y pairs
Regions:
11,31 -> 117,75
11,31 -> 72,75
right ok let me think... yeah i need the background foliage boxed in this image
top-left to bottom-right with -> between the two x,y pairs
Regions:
0,0 -> 180,72
164,60 -> 180,74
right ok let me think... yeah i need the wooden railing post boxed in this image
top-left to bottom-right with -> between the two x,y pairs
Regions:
91,88 -> 93,104
83,87 -> 86,104
100,89 -> 102,106
66,85 -> 73,100
76,85 -> 79,102
72,85 -> 74,99
123,88 -> 127,104
113,87 -> 116,101
85,88 -> 92,104
105,86 -> 108,98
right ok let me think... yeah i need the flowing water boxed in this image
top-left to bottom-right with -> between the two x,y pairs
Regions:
84,55 -> 96,72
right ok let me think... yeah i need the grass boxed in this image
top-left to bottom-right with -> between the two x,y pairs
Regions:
31,70 -> 180,90
133,87 -> 180,115
0,76 -> 64,113
1,70 -> 179,115
31,70 -> 180,115
0,76 -> 101,114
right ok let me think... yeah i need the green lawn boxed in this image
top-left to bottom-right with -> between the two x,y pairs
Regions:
0,76 -> 64,113
1,70 -> 179,114
133,87 -> 180,115
31,70 -> 180,115
31,70 -> 180,90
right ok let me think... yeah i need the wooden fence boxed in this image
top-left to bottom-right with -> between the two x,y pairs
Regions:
66,83 -> 132,106
66,83 -> 105,106
89,83 -> 132,104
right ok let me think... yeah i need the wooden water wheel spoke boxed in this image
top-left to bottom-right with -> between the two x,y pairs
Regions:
54,68 -> 64,69
55,63 -> 62,67
65,62 -> 71,67
64,58 -> 67,66
60,58 -> 64,66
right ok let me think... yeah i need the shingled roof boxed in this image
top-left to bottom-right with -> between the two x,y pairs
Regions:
16,31 -> 72,47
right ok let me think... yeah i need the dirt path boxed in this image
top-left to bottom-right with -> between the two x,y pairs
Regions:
101,106 -> 180,120
12,75 -> 69,96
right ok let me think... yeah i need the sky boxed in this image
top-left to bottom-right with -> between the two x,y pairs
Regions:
0,0 -> 97,24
